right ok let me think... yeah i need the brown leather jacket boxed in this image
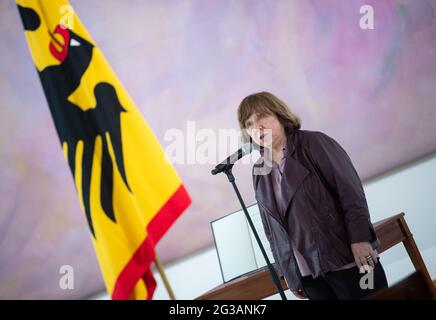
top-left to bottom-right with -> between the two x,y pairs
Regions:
252,129 -> 379,291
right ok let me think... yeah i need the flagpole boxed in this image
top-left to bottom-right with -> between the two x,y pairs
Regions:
154,255 -> 176,300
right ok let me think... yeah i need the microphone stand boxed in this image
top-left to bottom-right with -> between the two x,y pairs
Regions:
218,165 -> 287,300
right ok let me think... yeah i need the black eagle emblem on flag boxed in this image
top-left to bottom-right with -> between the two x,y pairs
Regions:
18,5 -> 131,238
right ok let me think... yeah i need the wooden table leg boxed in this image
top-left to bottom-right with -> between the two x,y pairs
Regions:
400,216 -> 436,297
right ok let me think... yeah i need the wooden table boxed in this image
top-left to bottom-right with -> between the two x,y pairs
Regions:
195,212 -> 436,300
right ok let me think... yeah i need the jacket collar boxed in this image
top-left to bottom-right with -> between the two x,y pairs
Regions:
254,130 -> 310,224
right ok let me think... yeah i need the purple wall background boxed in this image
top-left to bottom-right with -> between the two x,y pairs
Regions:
1,0 -> 436,298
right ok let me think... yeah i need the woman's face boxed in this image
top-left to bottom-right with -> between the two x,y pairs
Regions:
244,111 -> 285,149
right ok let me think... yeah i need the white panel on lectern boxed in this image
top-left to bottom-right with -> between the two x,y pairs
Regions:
211,203 -> 275,283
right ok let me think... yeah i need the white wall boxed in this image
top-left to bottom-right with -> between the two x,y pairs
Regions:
93,152 -> 436,300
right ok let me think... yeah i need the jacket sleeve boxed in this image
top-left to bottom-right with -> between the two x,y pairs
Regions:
307,131 -> 373,244
252,168 -> 284,279
258,205 -> 284,279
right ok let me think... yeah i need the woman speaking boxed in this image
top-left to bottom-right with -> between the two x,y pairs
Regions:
237,92 -> 388,300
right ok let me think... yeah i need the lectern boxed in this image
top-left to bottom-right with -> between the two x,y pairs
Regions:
195,213 -> 436,300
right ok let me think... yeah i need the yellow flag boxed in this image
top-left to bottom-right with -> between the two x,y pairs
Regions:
17,0 -> 191,299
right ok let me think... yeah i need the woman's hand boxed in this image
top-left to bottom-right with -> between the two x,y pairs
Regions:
351,242 -> 378,269
292,288 -> 307,299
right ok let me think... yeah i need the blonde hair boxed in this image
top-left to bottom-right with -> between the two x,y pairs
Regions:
237,91 -> 301,144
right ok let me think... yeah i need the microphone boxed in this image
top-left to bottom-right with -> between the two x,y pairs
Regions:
211,143 -> 253,175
